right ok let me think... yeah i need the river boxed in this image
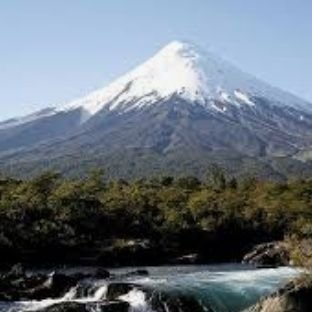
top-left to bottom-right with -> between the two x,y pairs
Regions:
0,264 -> 301,312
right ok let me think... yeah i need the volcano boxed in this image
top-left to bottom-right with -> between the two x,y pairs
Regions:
1,41 -> 312,179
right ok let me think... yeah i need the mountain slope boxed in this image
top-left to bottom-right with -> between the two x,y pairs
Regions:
0,41 -> 312,179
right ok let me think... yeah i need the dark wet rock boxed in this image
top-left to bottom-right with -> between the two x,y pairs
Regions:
0,272 -> 78,301
39,302 -> 88,312
5,263 -> 25,279
106,283 -> 136,301
95,268 -> 111,279
0,266 -> 112,302
148,290 -> 212,312
247,276 -> 312,312
97,301 -> 130,312
243,241 -> 290,268
70,268 -> 110,281
30,273 -> 78,299
70,272 -> 93,280
0,263 -> 27,291
39,301 -> 130,312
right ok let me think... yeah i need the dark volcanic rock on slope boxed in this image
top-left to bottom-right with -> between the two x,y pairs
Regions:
2,99 -> 312,179
0,108 -> 82,153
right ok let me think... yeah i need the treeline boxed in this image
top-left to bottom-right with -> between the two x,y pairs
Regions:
0,169 -> 311,265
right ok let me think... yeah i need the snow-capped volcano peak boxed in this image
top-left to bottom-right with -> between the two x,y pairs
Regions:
63,40 -> 312,121
63,40 -> 209,118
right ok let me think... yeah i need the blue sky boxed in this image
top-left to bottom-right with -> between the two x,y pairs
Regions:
1,0 -> 312,119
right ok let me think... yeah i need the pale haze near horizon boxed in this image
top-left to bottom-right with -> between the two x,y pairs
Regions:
0,0 -> 312,120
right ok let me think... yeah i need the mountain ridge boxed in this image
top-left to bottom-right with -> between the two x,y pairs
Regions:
0,41 -> 312,179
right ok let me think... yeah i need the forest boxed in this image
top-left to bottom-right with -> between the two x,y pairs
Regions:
0,168 -> 311,266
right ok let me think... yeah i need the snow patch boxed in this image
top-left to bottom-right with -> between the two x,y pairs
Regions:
234,90 -> 255,106
219,90 -> 231,103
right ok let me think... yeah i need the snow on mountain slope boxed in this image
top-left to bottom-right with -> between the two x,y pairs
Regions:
62,40 -> 311,122
3,41 -> 310,129
0,107 -> 59,130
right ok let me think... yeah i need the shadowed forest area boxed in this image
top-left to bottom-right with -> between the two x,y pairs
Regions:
0,168 -> 311,266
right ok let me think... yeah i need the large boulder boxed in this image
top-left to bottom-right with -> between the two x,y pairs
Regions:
243,242 -> 290,268
106,283 -> 136,301
27,273 -> 79,299
247,275 -> 312,312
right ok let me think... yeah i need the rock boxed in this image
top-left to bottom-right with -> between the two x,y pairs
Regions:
39,301 -> 130,312
25,273 -> 78,300
70,272 -> 92,280
6,263 -> 25,279
0,263 -> 27,291
39,302 -> 88,312
0,272 -> 78,301
0,272 -> 44,301
148,290 -> 212,312
243,242 -> 290,268
106,283 -> 136,301
95,268 -> 111,279
97,301 -> 130,312
247,276 -> 312,312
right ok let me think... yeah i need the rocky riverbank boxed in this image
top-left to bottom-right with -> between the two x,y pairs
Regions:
0,264 -> 209,312
242,239 -> 312,311
246,274 -> 312,312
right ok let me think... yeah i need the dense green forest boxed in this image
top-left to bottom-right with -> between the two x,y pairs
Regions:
0,168 -> 311,266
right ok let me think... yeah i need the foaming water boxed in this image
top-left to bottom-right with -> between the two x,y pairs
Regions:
116,265 -> 301,312
0,264 -> 301,312
0,284 -> 108,312
119,289 -> 151,312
